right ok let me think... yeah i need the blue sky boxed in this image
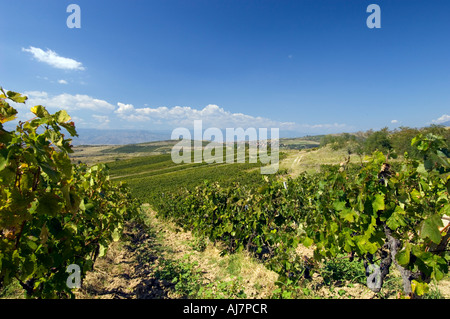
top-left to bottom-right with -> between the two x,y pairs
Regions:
1,0 -> 449,136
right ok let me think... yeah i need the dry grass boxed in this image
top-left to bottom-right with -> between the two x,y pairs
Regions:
75,220 -> 178,299
143,206 -> 279,299
279,146 -> 360,178
75,205 -> 278,299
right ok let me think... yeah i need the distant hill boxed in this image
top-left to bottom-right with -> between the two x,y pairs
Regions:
71,129 -> 171,145
70,128 -> 322,146
69,125 -> 449,147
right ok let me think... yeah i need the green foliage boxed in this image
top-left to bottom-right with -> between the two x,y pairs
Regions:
190,235 -> 208,252
102,144 -> 162,154
320,133 -> 360,151
155,256 -> 246,299
107,153 -> 265,205
200,277 -> 247,299
363,127 -> 392,154
319,126 -> 450,161
0,88 -> 141,298
320,256 -> 366,286
155,257 -> 203,297
152,130 -> 449,296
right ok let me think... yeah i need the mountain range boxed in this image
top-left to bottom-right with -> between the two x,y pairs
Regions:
71,122 -> 450,146
71,129 -> 172,146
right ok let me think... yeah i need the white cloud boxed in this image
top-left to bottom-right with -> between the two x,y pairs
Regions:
24,91 -> 48,98
92,114 -> 110,123
432,114 -> 450,124
92,114 -> 110,128
115,103 -> 295,129
8,89 -> 349,134
116,102 -> 136,115
114,102 -> 148,121
22,46 -> 85,70
24,91 -> 114,112
391,120 -> 398,124
113,102 -> 348,133
71,116 -> 86,125
58,79 -> 68,84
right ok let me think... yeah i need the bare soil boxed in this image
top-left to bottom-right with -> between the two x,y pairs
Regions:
75,221 -> 176,299
75,207 -> 278,299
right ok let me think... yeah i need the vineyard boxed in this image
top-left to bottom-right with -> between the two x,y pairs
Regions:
102,128 -> 450,298
0,88 -> 141,298
148,138 -> 450,298
1,87 -> 449,299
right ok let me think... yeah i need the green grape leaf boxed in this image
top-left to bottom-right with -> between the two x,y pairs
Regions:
340,208 -> 356,222
6,91 -> 28,103
22,256 -> 36,278
30,105 -> 50,118
386,206 -> 407,230
372,193 -> 385,212
441,204 -> 450,216
0,99 -> 18,124
302,237 -> 313,248
60,122 -> 78,137
356,236 -> 379,254
64,222 -> 78,234
39,224 -> 49,245
411,280 -> 429,296
0,114 -> 17,124
26,240 -> 38,251
0,86 -> 142,297
420,214 -> 443,244
416,251 -> 448,281
98,244 -> 107,258
0,148 -> 9,171
333,201 -> 346,211
416,164 -> 428,176
40,162 -> 60,182
424,159 -> 434,171
396,242 -> 411,266
410,189 -> 422,203
36,193 -> 61,217
54,110 -> 71,123
112,228 -> 121,242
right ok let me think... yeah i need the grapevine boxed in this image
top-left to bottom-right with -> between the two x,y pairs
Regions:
153,132 -> 449,298
0,87 -> 141,298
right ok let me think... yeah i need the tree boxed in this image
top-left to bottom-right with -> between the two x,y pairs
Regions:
363,127 -> 392,154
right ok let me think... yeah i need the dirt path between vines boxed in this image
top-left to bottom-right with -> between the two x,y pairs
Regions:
75,205 -> 278,299
76,204 -> 450,300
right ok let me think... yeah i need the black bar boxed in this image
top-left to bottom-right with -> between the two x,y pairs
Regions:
0,298 -> 444,317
